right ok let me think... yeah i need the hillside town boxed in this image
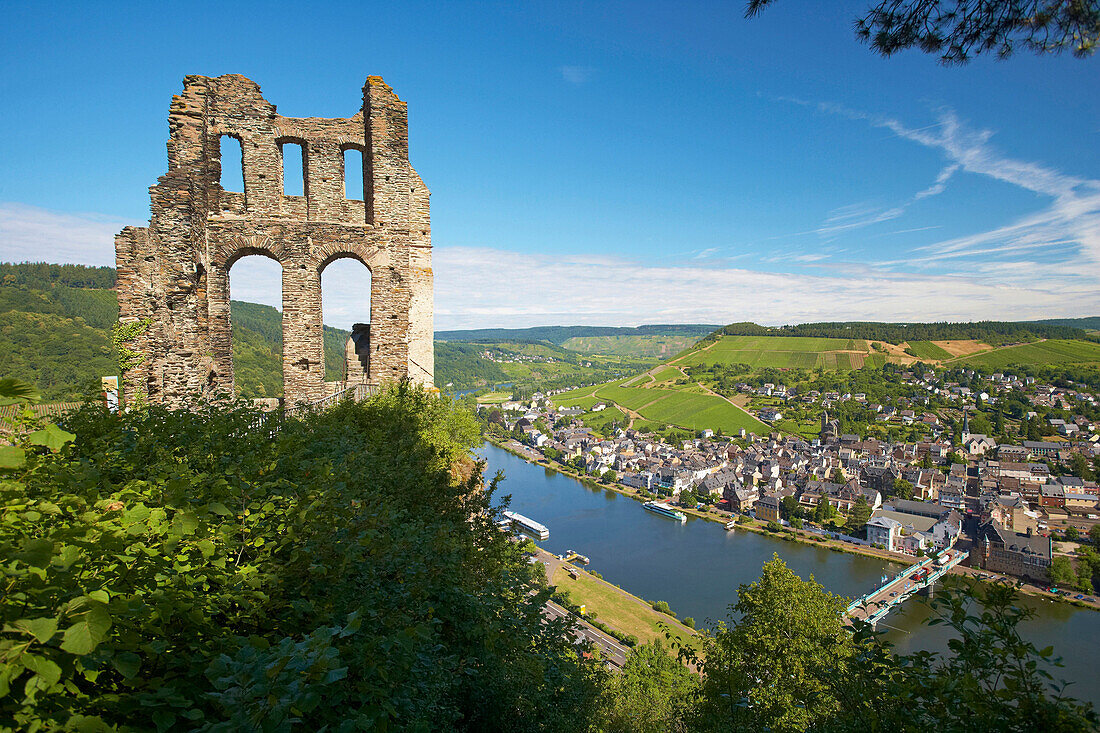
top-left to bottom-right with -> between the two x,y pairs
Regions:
484,368 -> 1100,588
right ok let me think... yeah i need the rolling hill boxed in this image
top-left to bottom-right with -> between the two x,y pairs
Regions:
0,263 -> 349,401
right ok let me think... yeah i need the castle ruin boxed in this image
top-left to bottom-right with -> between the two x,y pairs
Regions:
115,74 -> 433,407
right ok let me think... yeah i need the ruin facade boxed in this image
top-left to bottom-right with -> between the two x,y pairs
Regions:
115,74 -> 433,407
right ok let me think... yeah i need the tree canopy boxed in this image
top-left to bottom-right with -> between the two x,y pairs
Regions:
746,0 -> 1100,64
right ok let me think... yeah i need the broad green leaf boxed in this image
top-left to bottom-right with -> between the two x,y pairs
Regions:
0,377 -> 41,406
27,424 -> 76,452
18,538 -> 54,568
207,502 -> 231,516
17,617 -> 58,643
24,654 -> 62,688
111,651 -> 141,679
172,511 -> 199,536
60,603 -> 112,656
69,715 -> 113,733
0,445 -> 26,469
197,539 -> 215,557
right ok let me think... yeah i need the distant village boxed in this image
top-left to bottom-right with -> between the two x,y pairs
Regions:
482,367 -> 1100,587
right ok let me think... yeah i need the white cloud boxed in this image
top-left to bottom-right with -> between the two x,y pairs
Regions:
432,246 -> 1100,330
0,202 -> 136,267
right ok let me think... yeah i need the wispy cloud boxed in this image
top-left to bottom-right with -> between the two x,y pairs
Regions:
0,202 -> 137,267
3,202 -> 1096,330
433,246 -> 1099,329
797,101 -> 1100,288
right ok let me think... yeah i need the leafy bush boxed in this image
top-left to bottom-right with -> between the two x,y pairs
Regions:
651,600 -> 672,615
0,384 -> 605,730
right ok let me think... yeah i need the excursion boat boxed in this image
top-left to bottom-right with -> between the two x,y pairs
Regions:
502,510 -> 550,540
724,520 -> 737,531
643,500 -> 687,523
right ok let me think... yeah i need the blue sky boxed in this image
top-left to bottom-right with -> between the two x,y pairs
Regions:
1,0 -> 1098,329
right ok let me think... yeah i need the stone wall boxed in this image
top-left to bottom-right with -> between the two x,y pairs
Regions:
115,74 -> 433,407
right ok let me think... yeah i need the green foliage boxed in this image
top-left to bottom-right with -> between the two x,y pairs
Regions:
821,583 -> 1097,731
710,319 -> 1086,345
598,639 -> 698,733
748,0 -> 1100,64
0,263 -> 117,290
0,385 -> 605,730
651,600 -> 673,616
1050,556 -> 1077,587
847,495 -> 872,533
687,555 -> 854,731
434,341 -> 509,390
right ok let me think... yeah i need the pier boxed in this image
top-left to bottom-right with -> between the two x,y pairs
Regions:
846,550 -> 970,628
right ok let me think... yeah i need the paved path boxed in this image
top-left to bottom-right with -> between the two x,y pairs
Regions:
543,601 -> 629,668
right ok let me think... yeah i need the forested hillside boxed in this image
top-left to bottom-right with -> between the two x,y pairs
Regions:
436,323 -> 719,344
0,263 -> 348,400
710,320 -> 1090,345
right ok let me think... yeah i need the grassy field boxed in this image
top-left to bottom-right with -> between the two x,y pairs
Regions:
562,334 -> 702,359
676,335 -> 885,370
475,391 -> 512,404
906,341 -> 953,360
554,379 -> 770,435
552,566 -> 698,650
552,384 -> 604,410
582,404 -> 626,432
953,339 -> 1100,369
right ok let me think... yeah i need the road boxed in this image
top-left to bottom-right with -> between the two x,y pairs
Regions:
530,549 -> 629,668
542,600 -> 629,668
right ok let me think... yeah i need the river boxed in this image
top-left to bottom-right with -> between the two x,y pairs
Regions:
479,442 -> 1100,706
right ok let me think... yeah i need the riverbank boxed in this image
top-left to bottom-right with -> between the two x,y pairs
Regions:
535,546 -> 699,653
486,436 -> 1099,612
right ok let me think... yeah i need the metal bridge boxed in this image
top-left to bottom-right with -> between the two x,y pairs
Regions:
846,550 -> 969,628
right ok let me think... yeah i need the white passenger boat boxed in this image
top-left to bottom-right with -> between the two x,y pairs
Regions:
643,500 -> 687,523
502,510 -> 550,540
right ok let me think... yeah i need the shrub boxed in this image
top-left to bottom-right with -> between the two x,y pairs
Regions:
0,385 -> 606,730
652,600 -> 673,615
682,617 -> 696,629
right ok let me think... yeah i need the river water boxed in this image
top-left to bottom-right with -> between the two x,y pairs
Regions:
479,443 -> 1100,706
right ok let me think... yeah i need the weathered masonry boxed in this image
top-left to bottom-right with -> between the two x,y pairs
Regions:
115,74 -> 433,407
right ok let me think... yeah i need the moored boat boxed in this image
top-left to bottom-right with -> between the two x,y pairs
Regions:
643,500 -> 687,523
502,510 -> 550,540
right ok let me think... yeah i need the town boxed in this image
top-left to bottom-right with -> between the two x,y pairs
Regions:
482,365 -> 1100,597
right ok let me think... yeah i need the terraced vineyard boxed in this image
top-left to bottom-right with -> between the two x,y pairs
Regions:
905,341 -> 953,360
561,334 -> 702,359
953,339 -> 1100,369
676,335 -> 886,370
554,377 -> 770,435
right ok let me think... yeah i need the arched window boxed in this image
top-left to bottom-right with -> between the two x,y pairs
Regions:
320,257 -> 372,383
343,147 -> 364,200
219,135 -> 244,192
227,254 -> 284,398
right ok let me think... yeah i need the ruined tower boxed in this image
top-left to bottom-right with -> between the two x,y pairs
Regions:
115,74 -> 433,407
